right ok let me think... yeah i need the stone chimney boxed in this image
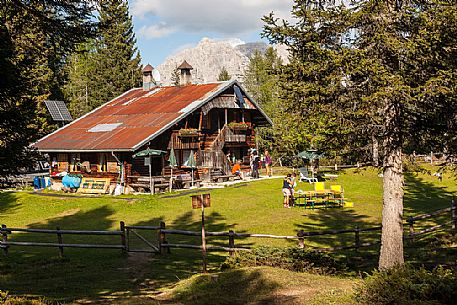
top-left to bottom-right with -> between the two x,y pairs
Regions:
177,60 -> 193,85
142,64 -> 154,91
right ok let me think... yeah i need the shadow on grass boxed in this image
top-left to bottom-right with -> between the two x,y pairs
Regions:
173,269 -> 287,305
404,172 -> 456,215
0,192 -> 21,216
0,203 -> 251,304
293,207 -> 382,272
294,207 -> 379,248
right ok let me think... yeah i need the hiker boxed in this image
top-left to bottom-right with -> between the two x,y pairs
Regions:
264,150 -> 272,177
282,174 -> 292,208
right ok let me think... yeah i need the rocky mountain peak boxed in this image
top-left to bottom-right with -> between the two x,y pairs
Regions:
157,38 -> 277,85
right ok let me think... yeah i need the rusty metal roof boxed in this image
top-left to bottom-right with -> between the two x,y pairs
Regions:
34,82 -> 225,152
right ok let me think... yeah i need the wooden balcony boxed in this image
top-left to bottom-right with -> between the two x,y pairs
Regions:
225,126 -> 249,143
168,131 -> 200,150
225,133 -> 246,143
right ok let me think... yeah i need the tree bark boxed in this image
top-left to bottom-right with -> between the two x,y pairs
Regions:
372,134 -> 379,167
379,145 -> 404,269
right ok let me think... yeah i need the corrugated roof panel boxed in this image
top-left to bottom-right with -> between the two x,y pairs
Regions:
33,83 -> 222,151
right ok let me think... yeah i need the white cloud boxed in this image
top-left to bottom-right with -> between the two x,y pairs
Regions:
139,22 -> 176,39
130,0 -> 158,18
130,0 -> 293,38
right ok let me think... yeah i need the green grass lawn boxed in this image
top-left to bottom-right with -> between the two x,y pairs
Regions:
0,166 -> 455,304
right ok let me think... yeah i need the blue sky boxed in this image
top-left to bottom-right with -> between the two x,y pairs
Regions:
128,0 -> 293,66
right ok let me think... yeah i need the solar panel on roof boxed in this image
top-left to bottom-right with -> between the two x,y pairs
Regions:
44,100 -> 73,121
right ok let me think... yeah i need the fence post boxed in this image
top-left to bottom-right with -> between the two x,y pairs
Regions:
1,224 -> 8,256
158,221 -> 169,254
297,230 -> 305,249
452,198 -> 456,230
228,230 -> 235,257
56,226 -> 64,257
120,221 -> 127,254
354,226 -> 360,251
407,216 -> 415,242
126,226 -> 130,252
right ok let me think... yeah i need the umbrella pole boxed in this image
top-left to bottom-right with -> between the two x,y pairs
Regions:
191,168 -> 194,187
149,162 -> 153,195
169,167 -> 173,192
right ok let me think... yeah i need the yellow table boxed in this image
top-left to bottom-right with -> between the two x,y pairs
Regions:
294,190 -> 342,209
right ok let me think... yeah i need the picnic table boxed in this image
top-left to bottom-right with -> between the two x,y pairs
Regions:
128,176 -> 169,193
174,174 -> 201,188
293,189 -> 344,209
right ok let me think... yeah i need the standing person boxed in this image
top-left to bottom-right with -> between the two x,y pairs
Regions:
252,151 -> 260,179
290,173 -> 297,206
249,150 -> 255,178
264,150 -> 272,177
282,174 -> 292,208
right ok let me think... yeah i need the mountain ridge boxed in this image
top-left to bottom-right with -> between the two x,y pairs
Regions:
156,38 -> 287,85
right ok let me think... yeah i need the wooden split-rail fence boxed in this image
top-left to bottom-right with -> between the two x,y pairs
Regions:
1,200 -> 455,257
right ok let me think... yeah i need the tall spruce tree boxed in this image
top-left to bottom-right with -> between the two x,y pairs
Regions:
65,0 -> 142,115
1,0 -> 96,177
95,0 -> 142,108
64,42 -> 99,118
263,0 -> 456,269
170,66 -> 180,86
244,48 -> 283,154
217,67 -> 231,81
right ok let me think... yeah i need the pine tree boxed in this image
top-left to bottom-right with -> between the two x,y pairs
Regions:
244,48 -> 283,154
170,66 -> 180,86
94,0 -> 141,108
1,0 -> 95,177
217,67 -> 231,81
262,0 -> 456,269
64,0 -> 142,115
64,42 -> 99,118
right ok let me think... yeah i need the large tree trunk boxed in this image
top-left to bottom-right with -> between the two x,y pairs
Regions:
372,134 -> 379,167
379,146 -> 404,269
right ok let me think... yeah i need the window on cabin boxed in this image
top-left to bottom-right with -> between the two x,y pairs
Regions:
181,150 -> 191,166
69,153 -> 81,172
96,153 -> 118,173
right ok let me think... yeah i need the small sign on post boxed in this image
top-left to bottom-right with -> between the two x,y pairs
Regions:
191,193 -> 210,273
191,194 -> 211,209
144,157 -> 151,166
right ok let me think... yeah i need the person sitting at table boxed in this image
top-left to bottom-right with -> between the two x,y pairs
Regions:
231,160 -> 242,179
282,174 -> 293,208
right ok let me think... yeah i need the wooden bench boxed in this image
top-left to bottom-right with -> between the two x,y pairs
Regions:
129,175 -> 169,193
175,174 -> 201,188
211,175 -> 233,183
130,183 -> 169,193
153,183 -> 170,193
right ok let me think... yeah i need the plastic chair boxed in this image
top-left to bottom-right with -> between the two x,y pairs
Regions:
330,185 -> 344,206
314,181 -> 326,192
298,167 -> 318,183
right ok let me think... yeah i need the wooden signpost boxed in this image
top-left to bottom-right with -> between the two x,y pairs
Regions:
191,194 -> 210,273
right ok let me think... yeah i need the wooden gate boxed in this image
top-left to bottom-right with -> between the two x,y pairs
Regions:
125,224 -> 162,253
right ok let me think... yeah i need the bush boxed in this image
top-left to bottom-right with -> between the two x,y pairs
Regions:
355,265 -> 457,305
221,246 -> 345,275
0,291 -> 49,305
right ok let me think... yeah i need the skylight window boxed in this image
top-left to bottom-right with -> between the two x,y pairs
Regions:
88,123 -> 122,133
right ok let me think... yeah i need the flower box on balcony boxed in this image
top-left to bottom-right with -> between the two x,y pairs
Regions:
178,128 -> 199,137
228,122 -> 249,131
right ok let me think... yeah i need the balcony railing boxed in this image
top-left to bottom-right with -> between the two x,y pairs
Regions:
225,127 -> 247,143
